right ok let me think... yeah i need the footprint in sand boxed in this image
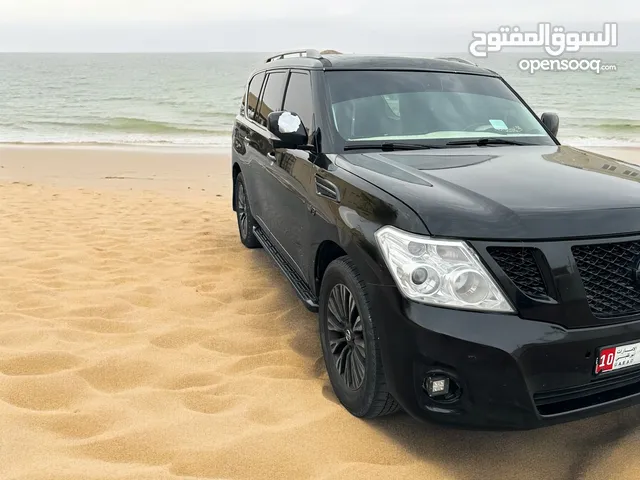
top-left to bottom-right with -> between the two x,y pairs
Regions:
193,281 -> 220,294
150,327 -> 214,349
0,374 -> 87,411
115,291 -> 159,309
134,285 -> 160,295
200,336 -> 281,356
71,431 -> 172,466
66,317 -> 138,334
180,391 -> 246,415
0,351 -> 82,376
245,403 -> 294,426
220,350 -> 306,378
0,327 -> 47,347
157,371 -> 223,391
77,358 -> 160,393
33,411 -> 115,439
65,302 -> 134,321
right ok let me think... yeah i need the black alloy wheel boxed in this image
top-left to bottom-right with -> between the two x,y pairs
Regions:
327,283 -> 366,390
237,180 -> 248,239
319,257 -> 400,418
234,173 -> 260,249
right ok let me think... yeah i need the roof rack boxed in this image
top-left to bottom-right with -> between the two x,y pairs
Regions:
265,49 -> 323,63
435,57 -> 478,66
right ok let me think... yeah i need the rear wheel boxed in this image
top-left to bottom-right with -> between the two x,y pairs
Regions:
235,173 -> 261,249
319,257 -> 400,418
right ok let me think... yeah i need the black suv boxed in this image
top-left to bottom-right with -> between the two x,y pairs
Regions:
231,49 -> 640,429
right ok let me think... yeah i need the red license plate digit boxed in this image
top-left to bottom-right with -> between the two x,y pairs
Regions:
595,347 -> 616,374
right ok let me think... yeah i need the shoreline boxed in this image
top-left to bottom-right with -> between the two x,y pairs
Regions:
2,142 -> 638,153
0,144 -> 232,196
0,142 -> 231,155
1,144 -> 637,198
575,146 -> 640,164
1,142 -> 637,161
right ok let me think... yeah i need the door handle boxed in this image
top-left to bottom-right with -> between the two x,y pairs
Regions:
307,204 -> 317,216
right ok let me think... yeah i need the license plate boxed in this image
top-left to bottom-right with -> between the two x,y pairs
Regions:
595,341 -> 640,374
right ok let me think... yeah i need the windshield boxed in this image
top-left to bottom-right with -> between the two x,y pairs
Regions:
325,70 -> 556,148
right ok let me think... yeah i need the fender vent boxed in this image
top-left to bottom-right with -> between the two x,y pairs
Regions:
315,175 -> 340,202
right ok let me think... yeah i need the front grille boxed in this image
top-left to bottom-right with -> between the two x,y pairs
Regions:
487,247 -> 547,298
572,241 -> 640,318
534,368 -> 640,416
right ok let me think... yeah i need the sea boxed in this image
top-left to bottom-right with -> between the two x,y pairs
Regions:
0,52 -> 638,148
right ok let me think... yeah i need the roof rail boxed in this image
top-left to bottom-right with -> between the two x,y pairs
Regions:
265,49 -> 322,63
435,57 -> 478,66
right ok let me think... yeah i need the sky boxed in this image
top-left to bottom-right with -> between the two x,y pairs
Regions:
0,0 -> 638,52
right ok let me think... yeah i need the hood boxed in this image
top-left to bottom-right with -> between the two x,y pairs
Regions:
336,145 -> 640,240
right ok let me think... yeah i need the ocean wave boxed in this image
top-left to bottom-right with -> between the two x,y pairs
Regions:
595,123 -> 640,133
102,96 -> 142,102
2,134 -> 636,149
561,137 -> 640,148
16,117 -> 230,136
0,135 -> 232,147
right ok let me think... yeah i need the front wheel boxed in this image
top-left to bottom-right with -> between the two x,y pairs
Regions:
234,173 -> 261,249
319,257 -> 400,418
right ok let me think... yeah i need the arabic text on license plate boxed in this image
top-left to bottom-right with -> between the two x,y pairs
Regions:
595,341 -> 640,374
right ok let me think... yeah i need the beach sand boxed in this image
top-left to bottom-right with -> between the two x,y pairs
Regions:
1,145 -> 640,480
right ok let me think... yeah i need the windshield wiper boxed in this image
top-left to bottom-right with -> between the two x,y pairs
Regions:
446,138 -> 531,147
344,142 -> 442,151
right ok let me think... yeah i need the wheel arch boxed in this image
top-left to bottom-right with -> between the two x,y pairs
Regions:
312,233 -> 392,299
314,240 -> 348,294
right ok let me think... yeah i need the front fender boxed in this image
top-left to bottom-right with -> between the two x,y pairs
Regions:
307,167 -> 428,293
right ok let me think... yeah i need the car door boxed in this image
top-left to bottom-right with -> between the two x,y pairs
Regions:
234,71 -> 265,218
262,70 -> 318,279
250,70 -> 290,241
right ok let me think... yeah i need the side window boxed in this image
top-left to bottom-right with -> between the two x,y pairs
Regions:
256,71 -> 287,127
283,72 -> 314,135
246,72 -> 265,120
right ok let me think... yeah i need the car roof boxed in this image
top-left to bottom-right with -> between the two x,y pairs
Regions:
254,50 -> 498,77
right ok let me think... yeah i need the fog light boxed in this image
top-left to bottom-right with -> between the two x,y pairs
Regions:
425,375 -> 450,397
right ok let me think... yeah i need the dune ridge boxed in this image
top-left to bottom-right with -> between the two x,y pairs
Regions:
1,147 -> 640,480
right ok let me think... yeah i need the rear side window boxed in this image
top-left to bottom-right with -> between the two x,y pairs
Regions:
255,71 -> 287,127
283,72 -> 313,134
245,72 -> 265,120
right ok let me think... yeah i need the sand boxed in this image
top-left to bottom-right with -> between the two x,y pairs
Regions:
1,145 -> 640,480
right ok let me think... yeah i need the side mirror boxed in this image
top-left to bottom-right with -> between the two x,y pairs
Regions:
541,112 -> 559,137
267,111 -> 308,149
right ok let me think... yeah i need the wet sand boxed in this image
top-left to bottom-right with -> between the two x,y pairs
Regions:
1,145 -> 640,480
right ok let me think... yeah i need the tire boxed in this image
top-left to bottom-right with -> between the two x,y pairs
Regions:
234,173 -> 261,249
319,256 -> 400,418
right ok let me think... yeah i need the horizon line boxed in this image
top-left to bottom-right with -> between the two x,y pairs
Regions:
1,50 -> 639,54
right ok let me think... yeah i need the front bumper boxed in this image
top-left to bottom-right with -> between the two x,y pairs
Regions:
370,283 -> 640,429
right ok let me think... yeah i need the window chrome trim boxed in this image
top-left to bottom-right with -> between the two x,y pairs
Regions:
242,68 -> 315,146
243,69 -> 267,124
283,69 -> 315,134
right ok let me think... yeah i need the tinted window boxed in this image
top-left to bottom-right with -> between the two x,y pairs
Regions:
326,71 -> 554,146
256,72 -> 287,127
246,72 -> 265,120
283,72 -> 313,134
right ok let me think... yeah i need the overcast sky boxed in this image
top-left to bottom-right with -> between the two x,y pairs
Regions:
0,0 -> 638,52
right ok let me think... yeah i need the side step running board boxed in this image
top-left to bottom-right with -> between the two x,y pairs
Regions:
253,226 -> 319,312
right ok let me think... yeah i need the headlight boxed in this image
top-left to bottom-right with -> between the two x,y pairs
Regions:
374,226 -> 514,313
